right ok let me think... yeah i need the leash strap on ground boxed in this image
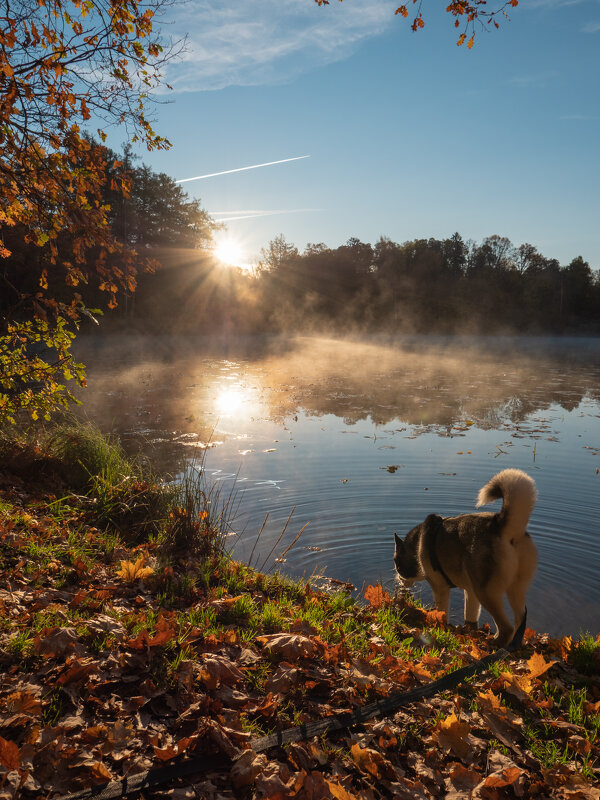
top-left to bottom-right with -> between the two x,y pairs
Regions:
55,646 -> 511,800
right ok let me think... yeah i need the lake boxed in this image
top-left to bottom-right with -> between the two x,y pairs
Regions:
75,334 -> 600,638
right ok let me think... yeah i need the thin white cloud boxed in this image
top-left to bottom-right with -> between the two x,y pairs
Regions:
164,0 -> 396,92
521,0 -> 588,8
582,21 -> 600,32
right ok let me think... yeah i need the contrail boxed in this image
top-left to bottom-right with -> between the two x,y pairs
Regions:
176,155 -> 310,184
212,208 -> 318,222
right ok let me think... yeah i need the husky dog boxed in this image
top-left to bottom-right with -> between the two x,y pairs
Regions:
393,469 -> 537,649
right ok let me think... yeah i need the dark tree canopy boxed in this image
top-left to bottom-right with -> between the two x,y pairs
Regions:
0,0 -> 182,421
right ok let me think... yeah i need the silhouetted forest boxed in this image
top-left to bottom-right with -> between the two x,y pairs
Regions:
250,233 -> 600,335
2,151 -> 599,337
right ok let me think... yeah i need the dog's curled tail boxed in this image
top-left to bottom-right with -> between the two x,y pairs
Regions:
476,468 -> 537,541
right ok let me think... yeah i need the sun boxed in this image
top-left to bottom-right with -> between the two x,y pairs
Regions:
213,238 -> 245,267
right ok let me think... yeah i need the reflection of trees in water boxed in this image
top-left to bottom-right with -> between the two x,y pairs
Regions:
76,336 -> 600,447
263,341 -> 600,431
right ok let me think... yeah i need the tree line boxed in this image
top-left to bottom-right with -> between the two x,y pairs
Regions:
251,233 -> 600,335
4,147 -> 598,347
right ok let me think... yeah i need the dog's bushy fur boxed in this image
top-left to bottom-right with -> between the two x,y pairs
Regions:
394,469 -> 537,648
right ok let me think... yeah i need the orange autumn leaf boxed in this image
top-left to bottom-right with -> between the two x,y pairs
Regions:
499,671 -> 532,701
126,616 -> 175,650
153,744 -> 178,762
0,736 -> 20,770
364,584 -> 390,608
477,689 -> 504,711
433,713 -> 471,759
5,691 -> 42,716
483,766 -> 524,790
410,662 -> 432,681
326,779 -> 360,800
89,761 -> 112,782
350,743 -> 385,779
500,650 -> 556,699
448,763 -> 482,792
470,642 -> 488,659
424,609 -> 447,627
584,699 -> 600,716
527,651 -> 556,679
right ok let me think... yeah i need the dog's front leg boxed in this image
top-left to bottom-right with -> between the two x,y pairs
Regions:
432,584 -> 450,621
464,590 -> 481,627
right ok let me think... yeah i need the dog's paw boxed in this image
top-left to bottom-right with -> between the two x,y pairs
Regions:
493,627 -> 514,649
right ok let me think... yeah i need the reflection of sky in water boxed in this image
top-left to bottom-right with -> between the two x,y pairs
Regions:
76,335 -> 600,637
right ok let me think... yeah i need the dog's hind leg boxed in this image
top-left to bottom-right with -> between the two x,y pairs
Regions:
464,590 -> 481,626
475,588 -> 514,648
506,581 -> 528,647
507,607 -> 527,651
505,536 -> 536,648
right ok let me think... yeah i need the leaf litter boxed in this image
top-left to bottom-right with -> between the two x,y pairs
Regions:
0,477 -> 599,799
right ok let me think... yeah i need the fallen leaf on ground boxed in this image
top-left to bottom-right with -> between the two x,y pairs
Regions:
0,737 -> 20,770
116,556 -> 153,582
231,750 -> 267,789
256,633 -> 317,661
433,713 -> 472,760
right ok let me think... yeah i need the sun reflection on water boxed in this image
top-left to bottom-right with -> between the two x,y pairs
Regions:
214,384 -> 257,419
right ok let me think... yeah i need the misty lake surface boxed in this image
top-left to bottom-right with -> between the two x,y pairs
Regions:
75,335 -> 600,638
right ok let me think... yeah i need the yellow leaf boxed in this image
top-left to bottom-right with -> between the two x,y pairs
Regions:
116,556 -> 153,582
433,713 -> 471,759
350,743 -> 383,778
500,671 -> 532,701
526,651 -> 555,679
326,779 -> 360,800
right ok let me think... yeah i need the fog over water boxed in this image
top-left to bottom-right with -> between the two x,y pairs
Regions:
75,335 -> 600,637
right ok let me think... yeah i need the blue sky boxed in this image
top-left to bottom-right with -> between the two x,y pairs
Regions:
128,0 -> 600,268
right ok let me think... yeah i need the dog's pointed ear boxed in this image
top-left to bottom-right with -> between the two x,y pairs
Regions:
394,531 -> 403,549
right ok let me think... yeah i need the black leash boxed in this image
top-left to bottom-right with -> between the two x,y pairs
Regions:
55,635 -> 521,800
